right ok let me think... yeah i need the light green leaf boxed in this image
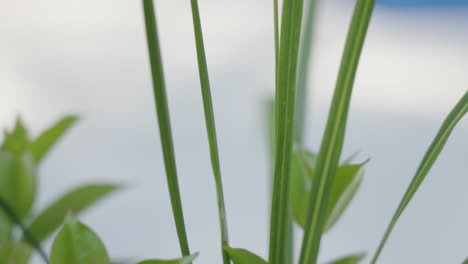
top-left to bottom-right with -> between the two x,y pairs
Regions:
1,118 -> 30,155
27,184 -> 119,243
325,252 -> 366,264
371,91 -> 468,263
50,212 -> 110,264
290,149 -> 365,232
299,0 -> 375,262
0,151 -> 36,218
142,0 -> 190,256
30,115 -> 78,163
268,0 -> 305,263
224,246 -> 268,264
137,253 -> 199,264
324,163 -> 365,231
0,241 -> 32,264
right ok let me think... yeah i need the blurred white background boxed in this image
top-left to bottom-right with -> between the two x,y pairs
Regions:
0,0 -> 467,263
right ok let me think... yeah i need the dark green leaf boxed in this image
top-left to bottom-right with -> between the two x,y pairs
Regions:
50,212 -> 110,264
142,0 -> 191,256
268,0 -> 305,263
224,246 -> 267,264
325,252 -> 366,264
0,241 -> 32,264
137,253 -> 198,264
299,0 -> 375,262
371,91 -> 468,263
30,115 -> 78,164
27,184 -> 119,243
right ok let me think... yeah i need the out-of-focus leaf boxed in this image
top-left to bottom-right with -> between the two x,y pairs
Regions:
1,118 -> 30,154
27,184 -> 120,242
137,253 -> 199,264
324,163 -> 365,231
0,151 -> 36,218
30,115 -> 78,163
50,212 -> 110,264
224,246 -> 268,264
290,148 -> 365,232
462,257 -> 468,264
325,252 -> 366,264
0,211 -> 11,241
0,241 -> 32,264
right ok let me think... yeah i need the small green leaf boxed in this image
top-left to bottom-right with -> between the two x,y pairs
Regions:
137,253 -> 199,264
30,115 -> 79,163
27,184 -> 120,243
2,118 -> 30,154
324,163 -> 365,231
0,151 -> 37,218
224,246 -> 268,264
50,212 -> 110,264
325,252 -> 366,264
0,241 -> 32,264
290,148 -> 365,232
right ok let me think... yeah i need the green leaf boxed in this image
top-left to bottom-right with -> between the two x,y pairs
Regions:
30,115 -> 78,164
142,0 -> 190,256
224,247 -> 268,264
371,91 -> 468,263
1,118 -> 30,155
50,212 -> 110,264
137,253 -> 199,264
290,149 -> 365,232
268,0 -> 305,263
0,241 -> 32,264
299,0 -> 375,263
0,197 -> 48,263
27,184 -> 119,243
190,2 -> 230,264
325,252 -> 366,264
0,210 -> 12,241
324,162 -> 365,231
0,151 -> 37,218
462,257 -> 468,264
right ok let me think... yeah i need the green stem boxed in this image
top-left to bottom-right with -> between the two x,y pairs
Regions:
294,0 -> 318,143
0,197 -> 49,264
299,0 -> 374,263
268,0 -> 305,263
189,1 -> 230,263
142,0 -> 190,256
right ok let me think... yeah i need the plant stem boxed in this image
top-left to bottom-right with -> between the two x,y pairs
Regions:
142,0 -> 191,256
268,0 -> 304,263
0,197 -> 49,264
295,0 -> 318,144
299,0 -> 374,263
189,1 -> 230,263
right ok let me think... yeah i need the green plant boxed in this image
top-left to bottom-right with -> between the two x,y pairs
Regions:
2,0 -> 467,263
0,116 -> 119,264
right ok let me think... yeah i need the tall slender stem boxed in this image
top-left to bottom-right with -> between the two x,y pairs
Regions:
189,1 -> 230,263
142,0 -> 190,256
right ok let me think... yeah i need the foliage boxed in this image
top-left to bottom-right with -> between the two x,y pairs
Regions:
1,0 -> 467,263
0,117 -> 119,264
